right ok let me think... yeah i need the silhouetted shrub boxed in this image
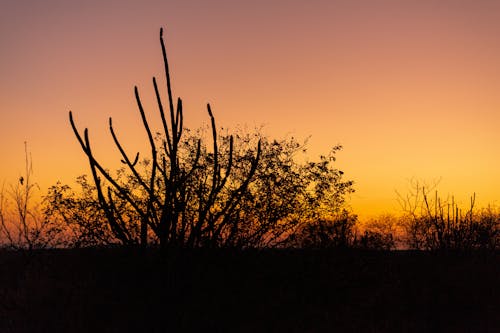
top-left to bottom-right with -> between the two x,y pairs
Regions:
205,134 -> 355,248
46,130 -> 355,248
398,181 -> 499,251
44,176 -> 120,247
356,214 -> 399,250
55,29 -> 354,249
291,210 -> 357,248
358,230 -> 393,250
68,29 -> 261,249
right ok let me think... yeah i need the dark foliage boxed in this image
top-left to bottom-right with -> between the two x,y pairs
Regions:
68,28 -> 262,248
398,181 -> 500,251
51,28 -> 355,249
46,132 -> 355,248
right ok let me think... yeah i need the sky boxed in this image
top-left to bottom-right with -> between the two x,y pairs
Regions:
1,0 -> 500,218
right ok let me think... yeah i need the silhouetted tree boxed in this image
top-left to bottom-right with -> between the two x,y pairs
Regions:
47,128 -> 356,248
69,28 -> 261,249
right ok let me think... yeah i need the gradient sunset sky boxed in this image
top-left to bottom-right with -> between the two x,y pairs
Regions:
1,0 -> 500,218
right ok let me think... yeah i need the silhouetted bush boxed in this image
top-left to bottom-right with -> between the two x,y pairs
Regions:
199,133 -> 355,248
291,211 -> 357,248
53,29 -> 354,249
475,207 -> 500,250
358,231 -> 393,250
398,181 -> 499,251
68,29 -> 262,248
44,176 -> 119,247
46,131 -> 355,248
356,214 -> 399,250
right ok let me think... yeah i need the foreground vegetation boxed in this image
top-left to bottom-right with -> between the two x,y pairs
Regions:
0,248 -> 498,332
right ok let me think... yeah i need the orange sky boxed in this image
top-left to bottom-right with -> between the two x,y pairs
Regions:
1,0 -> 500,218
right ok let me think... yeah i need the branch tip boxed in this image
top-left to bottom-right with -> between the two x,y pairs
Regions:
207,103 -> 213,118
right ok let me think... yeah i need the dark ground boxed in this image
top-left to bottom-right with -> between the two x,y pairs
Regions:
0,248 -> 498,332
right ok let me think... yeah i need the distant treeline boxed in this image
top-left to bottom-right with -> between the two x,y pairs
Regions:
1,137 -> 498,251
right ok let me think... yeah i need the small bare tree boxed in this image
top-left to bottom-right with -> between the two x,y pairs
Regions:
69,28 -> 260,249
398,180 -> 499,251
0,143 -> 66,249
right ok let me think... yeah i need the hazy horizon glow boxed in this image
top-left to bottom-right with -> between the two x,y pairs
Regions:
2,0 -> 500,218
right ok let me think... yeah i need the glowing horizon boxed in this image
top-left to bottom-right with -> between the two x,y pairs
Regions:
1,0 -> 500,219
